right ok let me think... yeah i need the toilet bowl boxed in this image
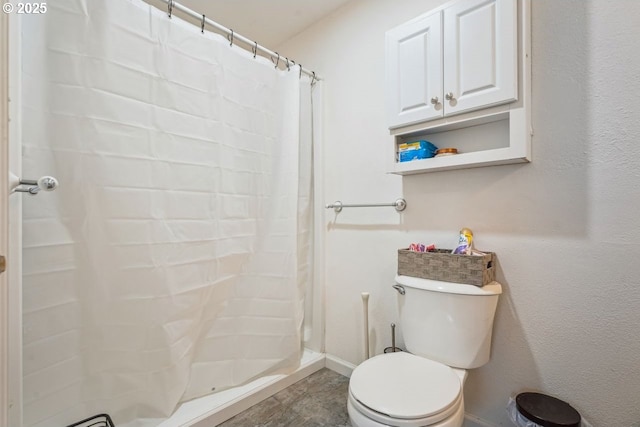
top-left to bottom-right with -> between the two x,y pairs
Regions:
348,352 -> 467,427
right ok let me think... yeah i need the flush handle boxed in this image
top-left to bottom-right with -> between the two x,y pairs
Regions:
392,284 -> 405,295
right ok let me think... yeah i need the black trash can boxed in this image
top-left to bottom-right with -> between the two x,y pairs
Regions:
514,392 -> 581,427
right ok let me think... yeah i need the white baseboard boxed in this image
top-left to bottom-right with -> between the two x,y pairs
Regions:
463,413 -> 498,427
325,354 -> 356,378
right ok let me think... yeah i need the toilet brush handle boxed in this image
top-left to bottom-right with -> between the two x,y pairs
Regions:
361,293 -> 370,360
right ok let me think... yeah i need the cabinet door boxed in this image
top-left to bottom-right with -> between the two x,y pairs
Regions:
443,0 -> 517,115
386,12 -> 443,129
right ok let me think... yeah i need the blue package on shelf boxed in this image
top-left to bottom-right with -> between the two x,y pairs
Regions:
399,149 -> 427,162
398,140 -> 438,162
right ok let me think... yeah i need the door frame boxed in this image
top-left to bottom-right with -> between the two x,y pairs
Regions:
1,9 -> 11,427
1,10 -> 22,427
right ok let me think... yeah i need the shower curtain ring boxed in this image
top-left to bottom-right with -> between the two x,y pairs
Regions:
252,41 -> 258,58
274,52 -> 280,69
228,30 -> 234,47
311,71 -> 317,85
285,57 -> 290,71
167,0 -> 173,18
201,14 -> 205,33
299,64 -> 303,78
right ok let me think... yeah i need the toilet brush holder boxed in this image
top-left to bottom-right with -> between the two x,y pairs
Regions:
383,323 -> 403,353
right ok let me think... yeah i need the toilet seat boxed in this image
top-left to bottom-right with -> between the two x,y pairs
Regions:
349,352 -> 462,426
348,392 -> 463,427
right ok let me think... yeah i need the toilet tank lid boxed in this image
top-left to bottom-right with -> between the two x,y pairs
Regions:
396,275 -> 502,296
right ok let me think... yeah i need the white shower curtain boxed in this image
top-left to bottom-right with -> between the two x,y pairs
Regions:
20,1 -> 314,426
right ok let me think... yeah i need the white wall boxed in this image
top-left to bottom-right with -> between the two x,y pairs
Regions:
280,0 -> 640,425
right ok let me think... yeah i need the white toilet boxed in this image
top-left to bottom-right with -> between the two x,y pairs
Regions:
347,275 -> 502,427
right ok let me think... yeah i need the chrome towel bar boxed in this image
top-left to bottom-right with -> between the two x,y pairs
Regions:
325,198 -> 407,213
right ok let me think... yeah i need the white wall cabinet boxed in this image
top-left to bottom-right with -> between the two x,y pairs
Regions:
385,0 -> 530,175
385,12 -> 443,127
443,0 -> 517,115
386,0 -> 516,129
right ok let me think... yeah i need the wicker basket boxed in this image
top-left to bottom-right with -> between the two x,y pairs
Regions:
397,248 -> 495,286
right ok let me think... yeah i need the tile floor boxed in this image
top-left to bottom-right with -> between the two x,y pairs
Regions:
217,368 -> 352,427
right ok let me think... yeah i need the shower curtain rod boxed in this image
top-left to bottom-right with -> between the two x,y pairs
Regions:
158,0 -> 321,81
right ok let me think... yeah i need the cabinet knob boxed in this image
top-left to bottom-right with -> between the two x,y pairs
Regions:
430,96 -> 439,105
445,92 -> 455,101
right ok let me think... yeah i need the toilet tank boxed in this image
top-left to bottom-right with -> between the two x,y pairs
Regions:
395,275 -> 502,369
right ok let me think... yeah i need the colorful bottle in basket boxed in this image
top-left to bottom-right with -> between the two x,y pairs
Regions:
452,228 -> 473,255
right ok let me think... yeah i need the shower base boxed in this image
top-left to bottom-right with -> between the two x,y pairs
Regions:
159,349 -> 325,427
